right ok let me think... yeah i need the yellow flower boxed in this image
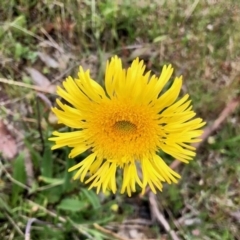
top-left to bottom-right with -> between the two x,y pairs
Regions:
49,56 -> 205,196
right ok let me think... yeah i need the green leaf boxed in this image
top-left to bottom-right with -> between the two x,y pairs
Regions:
39,176 -> 63,185
153,35 -> 168,43
24,139 -> 41,168
62,149 -> 73,193
42,145 -> 53,178
81,188 -> 101,210
0,196 -> 12,213
12,152 -> 26,204
57,198 -> 87,212
11,15 -> 26,28
9,15 -> 27,37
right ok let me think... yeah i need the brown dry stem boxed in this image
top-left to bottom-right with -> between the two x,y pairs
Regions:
147,97 -> 240,240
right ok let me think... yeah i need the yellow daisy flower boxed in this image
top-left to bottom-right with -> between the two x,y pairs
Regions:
49,56 -> 205,196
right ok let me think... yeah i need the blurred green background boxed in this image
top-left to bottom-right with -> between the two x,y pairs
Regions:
0,0 -> 240,239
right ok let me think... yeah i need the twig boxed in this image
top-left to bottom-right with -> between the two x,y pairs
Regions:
5,212 -> 24,237
52,64 -> 77,84
145,97 -> 240,240
37,92 -> 52,108
40,27 -> 64,53
24,218 -> 60,240
145,98 -> 236,194
148,192 -> 180,240
0,78 -> 56,94
26,200 -> 93,239
93,223 -> 130,240
27,200 -> 66,222
170,97 -> 240,170
25,218 -> 36,240
0,158 -> 31,191
142,97 -> 240,197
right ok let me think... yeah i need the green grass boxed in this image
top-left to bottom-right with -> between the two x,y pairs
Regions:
0,0 -> 240,239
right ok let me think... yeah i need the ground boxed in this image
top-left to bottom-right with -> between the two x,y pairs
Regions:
0,0 -> 240,239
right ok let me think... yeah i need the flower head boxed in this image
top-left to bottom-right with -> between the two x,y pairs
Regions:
50,56 -> 205,196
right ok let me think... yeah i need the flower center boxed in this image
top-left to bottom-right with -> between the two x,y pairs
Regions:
88,99 -> 160,161
113,120 -> 137,134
